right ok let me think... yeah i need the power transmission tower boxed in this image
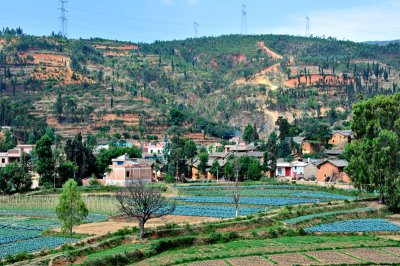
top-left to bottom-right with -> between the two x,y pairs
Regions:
241,4 -> 247,35
193,21 -> 199,38
59,0 -> 68,38
306,16 -> 310,37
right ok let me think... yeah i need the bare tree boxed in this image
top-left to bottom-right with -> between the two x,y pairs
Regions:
116,181 -> 176,239
233,157 -> 240,217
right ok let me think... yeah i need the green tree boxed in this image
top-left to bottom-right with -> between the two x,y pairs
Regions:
275,116 -> 291,141
209,159 -> 221,179
65,133 -> 95,183
243,124 -> 254,143
56,179 -> 88,236
278,141 -> 291,158
264,131 -> 279,177
198,152 -> 209,175
247,160 -> 262,180
168,107 -> 185,126
0,162 -> 32,193
34,134 -> 54,185
184,139 -> 197,177
303,120 -> 332,148
57,161 -> 78,187
345,93 -> 400,210
0,130 -> 17,152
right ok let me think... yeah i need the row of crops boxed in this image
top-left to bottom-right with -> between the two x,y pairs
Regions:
0,236 -> 75,258
283,207 -> 376,224
305,219 -> 400,233
170,205 -> 264,218
174,196 -> 320,206
0,210 -> 108,223
171,184 -> 359,218
178,189 -> 354,200
0,210 -> 108,259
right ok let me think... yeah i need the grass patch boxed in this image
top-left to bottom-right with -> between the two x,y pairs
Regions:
85,243 -> 148,262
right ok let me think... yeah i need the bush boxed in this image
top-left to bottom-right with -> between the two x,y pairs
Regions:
89,178 -> 101,186
150,236 -> 196,253
165,174 -> 175,183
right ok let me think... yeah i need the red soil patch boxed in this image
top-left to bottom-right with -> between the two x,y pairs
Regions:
94,44 -> 139,50
135,96 -> 151,103
260,63 -> 280,75
231,53 -> 247,64
210,59 -> 220,70
284,74 -> 353,88
99,113 -> 140,125
257,41 -> 283,59
103,51 -> 130,57
184,132 -> 205,140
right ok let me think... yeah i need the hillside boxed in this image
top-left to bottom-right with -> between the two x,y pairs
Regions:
0,31 -> 400,142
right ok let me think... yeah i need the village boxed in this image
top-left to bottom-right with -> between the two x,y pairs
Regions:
0,128 -> 353,187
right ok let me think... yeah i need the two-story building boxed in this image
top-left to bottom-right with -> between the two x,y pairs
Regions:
104,154 -> 154,186
0,144 -> 35,167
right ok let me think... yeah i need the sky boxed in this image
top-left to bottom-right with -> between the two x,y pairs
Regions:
0,0 -> 399,43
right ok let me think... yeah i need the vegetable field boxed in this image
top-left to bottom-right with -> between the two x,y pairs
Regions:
305,218 -> 400,233
0,210 -> 107,259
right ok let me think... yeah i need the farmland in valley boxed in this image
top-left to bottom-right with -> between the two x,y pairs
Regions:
2,182 -> 399,265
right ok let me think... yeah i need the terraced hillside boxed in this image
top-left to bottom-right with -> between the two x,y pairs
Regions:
0,33 -> 399,141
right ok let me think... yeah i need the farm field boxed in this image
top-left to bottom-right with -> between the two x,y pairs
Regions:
135,235 -> 400,265
1,182 -> 399,266
0,210 -> 107,259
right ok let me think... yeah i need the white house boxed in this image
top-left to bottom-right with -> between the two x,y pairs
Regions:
291,161 -> 308,178
276,161 -> 291,177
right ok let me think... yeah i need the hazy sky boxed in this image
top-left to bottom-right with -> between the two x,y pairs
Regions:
1,0 -> 399,43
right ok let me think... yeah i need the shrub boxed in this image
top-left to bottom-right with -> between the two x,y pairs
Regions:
165,174 -> 175,183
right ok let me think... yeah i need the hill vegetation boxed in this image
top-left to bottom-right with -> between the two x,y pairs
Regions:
1,28 -> 400,141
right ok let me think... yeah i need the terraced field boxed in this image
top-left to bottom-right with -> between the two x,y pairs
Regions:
136,235 -> 399,265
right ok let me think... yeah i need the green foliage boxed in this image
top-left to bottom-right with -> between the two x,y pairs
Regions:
165,174 -> 175,183
0,130 -> 17,152
198,152 -> 209,175
34,134 -> 54,185
346,93 -> 400,210
224,156 -> 262,181
243,124 -> 254,143
209,159 -> 221,177
264,131 -> 279,176
57,160 -> 78,187
0,162 -> 32,193
56,179 -> 89,236
64,133 -> 97,183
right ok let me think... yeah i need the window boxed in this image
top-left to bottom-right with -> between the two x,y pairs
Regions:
126,171 -> 130,178
278,168 -> 282,174
1,158 -> 4,164
294,166 -> 297,170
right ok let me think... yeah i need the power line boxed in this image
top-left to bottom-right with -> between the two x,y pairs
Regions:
58,0 -> 68,38
241,4 -> 247,35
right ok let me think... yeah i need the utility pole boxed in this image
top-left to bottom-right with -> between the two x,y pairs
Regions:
241,4 -> 247,35
59,0 -> 68,38
306,16 -> 310,37
193,21 -> 199,38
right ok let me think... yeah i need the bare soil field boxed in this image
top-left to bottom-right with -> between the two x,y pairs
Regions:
69,215 -> 219,235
